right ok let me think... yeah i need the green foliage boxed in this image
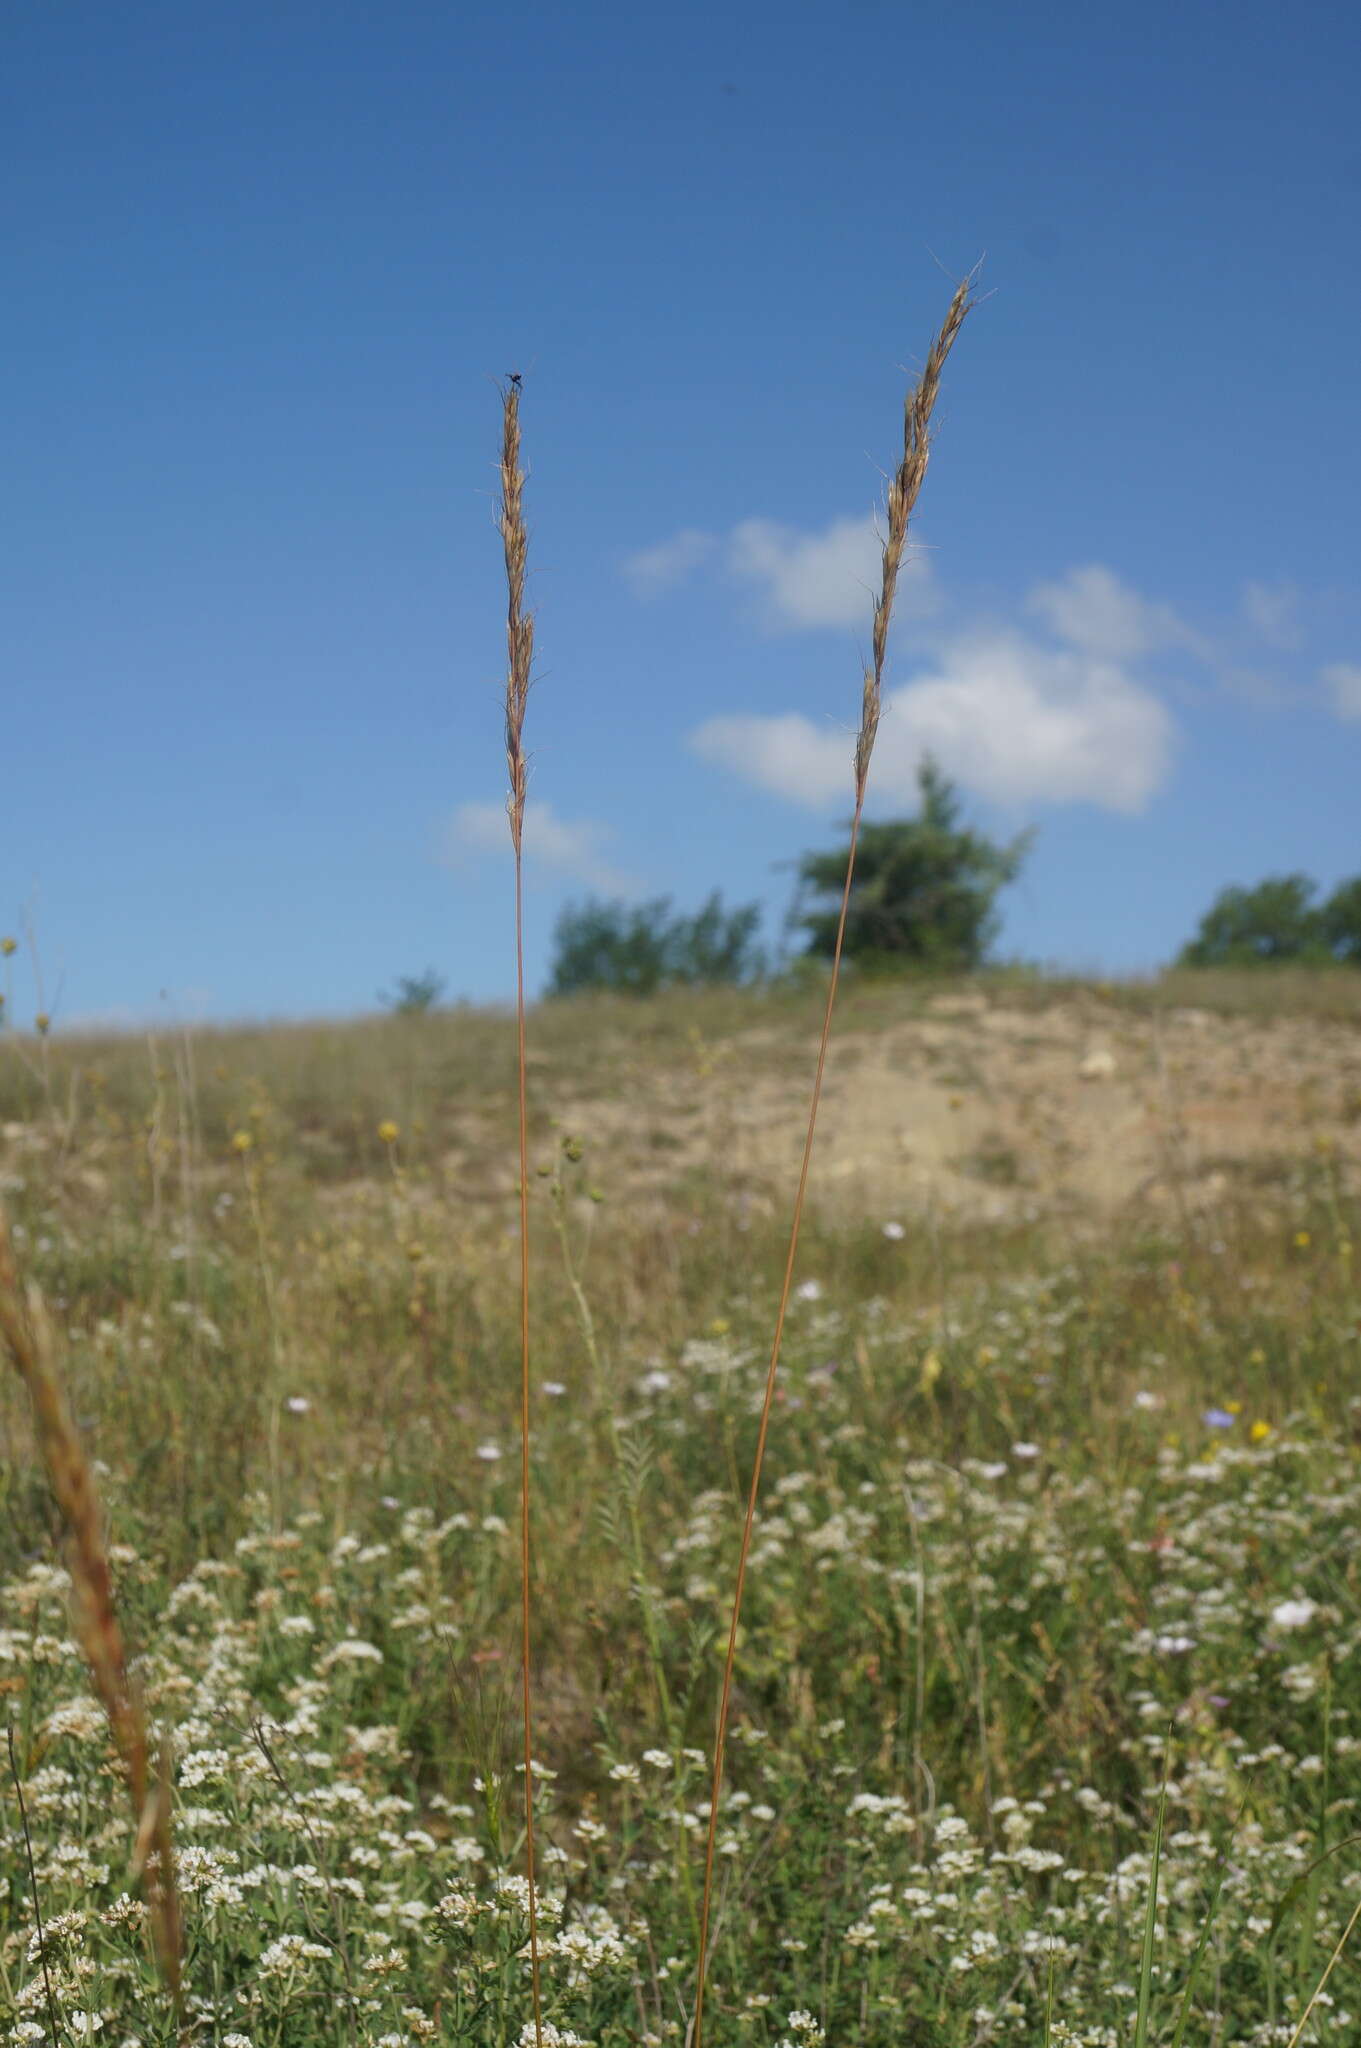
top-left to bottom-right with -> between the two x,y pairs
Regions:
1322,874 -> 1361,965
793,758 -> 1031,971
547,889 -> 764,996
379,967 -> 448,1014
1178,872 -> 1361,968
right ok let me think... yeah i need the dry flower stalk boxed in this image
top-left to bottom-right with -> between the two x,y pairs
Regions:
497,373 -> 545,2048
0,1208 -> 182,2000
501,378 -> 534,858
690,273 -> 976,2048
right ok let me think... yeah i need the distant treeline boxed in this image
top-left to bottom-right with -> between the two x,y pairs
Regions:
382,766 -> 1358,1003
1178,873 -> 1361,969
546,761 -> 1030,996
541,769 -> 1361,998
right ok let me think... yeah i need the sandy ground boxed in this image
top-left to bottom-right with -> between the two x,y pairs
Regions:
539,992 -> 1361,1226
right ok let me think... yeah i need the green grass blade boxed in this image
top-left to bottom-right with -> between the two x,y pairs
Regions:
1133,1750 -> 1170,2048
1266,1830 -> 1361,1950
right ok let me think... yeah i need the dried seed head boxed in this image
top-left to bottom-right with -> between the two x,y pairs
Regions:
855,272 -> 976,803
499,379 -> 535,852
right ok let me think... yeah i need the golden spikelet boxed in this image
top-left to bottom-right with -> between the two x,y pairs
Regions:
856,271 -> 975,802
500,377 -> 534,855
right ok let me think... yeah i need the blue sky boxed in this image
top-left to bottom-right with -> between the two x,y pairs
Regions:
4,0 -> 1359,1026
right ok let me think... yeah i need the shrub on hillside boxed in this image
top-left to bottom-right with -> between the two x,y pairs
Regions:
792,758 -> 1031,973
1178,871 -> 1361,967
548,890 -> 764,996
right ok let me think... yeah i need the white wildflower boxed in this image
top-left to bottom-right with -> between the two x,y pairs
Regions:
1270,1597 -> 1318,1631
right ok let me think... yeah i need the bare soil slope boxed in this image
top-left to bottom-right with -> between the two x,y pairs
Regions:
540,990 -> 1361,1225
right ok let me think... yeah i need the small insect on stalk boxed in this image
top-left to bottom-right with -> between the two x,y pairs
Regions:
689,270 -> 977,2048
498,369 -> 545,2048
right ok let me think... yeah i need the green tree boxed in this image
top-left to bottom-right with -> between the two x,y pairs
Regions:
1176,874 -> 1329,967
378,968 -> 447,1014
548,891 -> 764,997
1321,875 -> 1361,966
792,759 -> 1030,971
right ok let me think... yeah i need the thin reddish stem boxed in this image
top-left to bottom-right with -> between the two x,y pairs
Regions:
515,844 -> 544,2047
500,371 -> 543,2048
690,797 -> 866,2048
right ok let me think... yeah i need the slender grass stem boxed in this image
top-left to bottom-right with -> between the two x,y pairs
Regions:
1133,1753 -> 1169,2048
549,1170 -> 679,1745
7,1725 -> 60,2048
1289,1891 -> 1361,2048
689,273 -> 976,2048
499,374 -> 544,2048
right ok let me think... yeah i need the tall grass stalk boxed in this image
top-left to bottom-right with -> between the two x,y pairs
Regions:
498,371 -> 545,2048
549,1159 -> 679,1745
1290,1893 -> 1361,2048
7,1723 -> 60,2047
0,1209 -> 183,2004
689,271 -> 976,2048
1266,1824 -> 1361,2032
1132,1756 -> 1169,2048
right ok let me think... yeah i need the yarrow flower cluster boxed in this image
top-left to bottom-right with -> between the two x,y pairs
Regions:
0,1240 -> 1354,2045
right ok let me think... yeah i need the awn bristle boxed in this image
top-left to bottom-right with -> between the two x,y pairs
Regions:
690,272 -> 977,2048
496,373 -> 545,2048
0,1209 -> 182,2000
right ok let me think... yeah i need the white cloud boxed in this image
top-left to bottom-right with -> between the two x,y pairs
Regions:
1028,564 -> 1205,663
444,800 -> 636,894
621,528 -> 716,597
1322,662 -> 1361,721
621,510 -> 936,632
728,511 -> 935,631
691,625 -> 1174,815
691,711 -> 852,807
1242,580 -> 1303,649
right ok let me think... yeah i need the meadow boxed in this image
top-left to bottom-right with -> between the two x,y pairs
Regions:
3,298 -> 1361,2048
1,967 -> 1359,2047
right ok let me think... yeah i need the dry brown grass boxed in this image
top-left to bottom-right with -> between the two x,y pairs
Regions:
690,271 -> 978,2048
0,1207 -> 182,2003
498,371 -> 545,2048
